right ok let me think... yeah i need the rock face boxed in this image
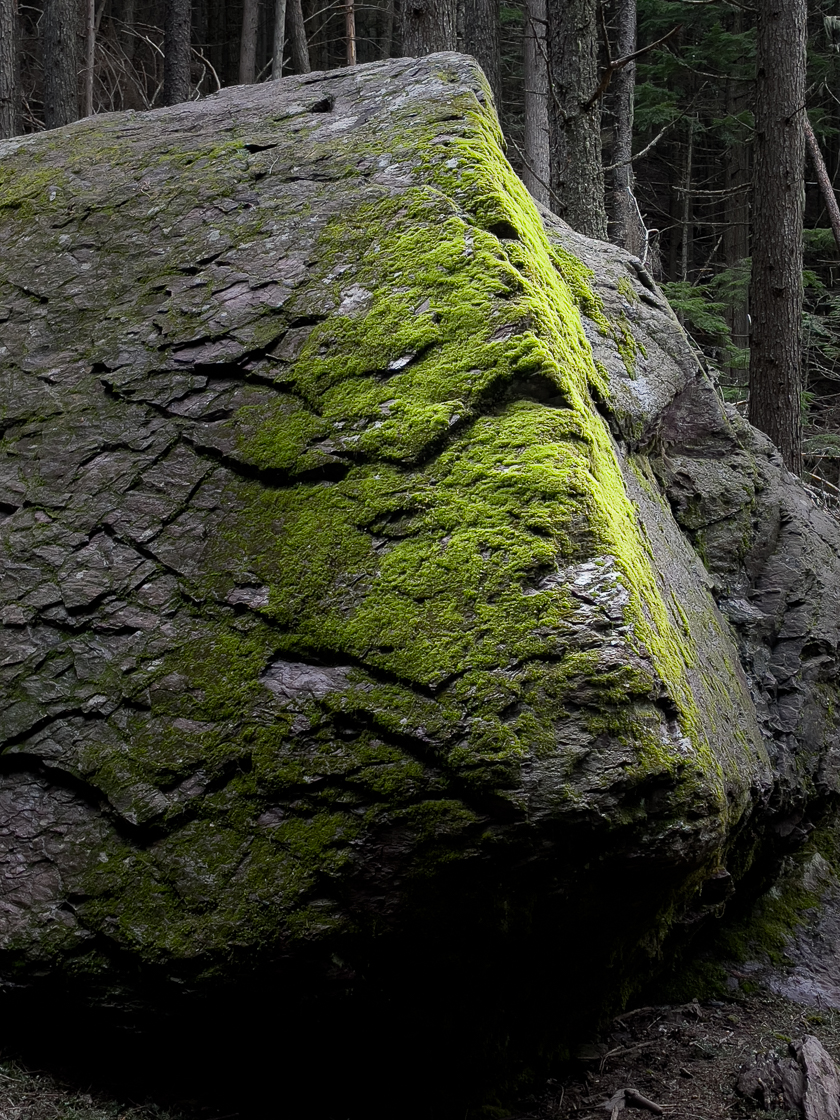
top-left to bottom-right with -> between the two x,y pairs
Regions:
1,53 -> 839,1112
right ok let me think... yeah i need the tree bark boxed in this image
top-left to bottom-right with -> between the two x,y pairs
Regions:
547,0 -> 608,238
43,0 -> 79,128
288,0 -> 310,72
345,0 -> 356,65
194,0 -> 208,52
805,115 -> 840,254
723,12 -> 750,378
611,0 -> 644,255
464,0 -> 500,107
163,0 -> 191,104
748,0 -> 806,475
380,0 -> 394,59
272,0 -> 287,77
401,0 -> 456,55
119,0 -> 136,62
239,0 -> 260,82
0,0 -> 20,138
680,118 -> 694,282
84,0 -> 95,116
523,0 -> 549,205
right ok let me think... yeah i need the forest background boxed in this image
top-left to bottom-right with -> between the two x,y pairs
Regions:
1,0 -> 838,494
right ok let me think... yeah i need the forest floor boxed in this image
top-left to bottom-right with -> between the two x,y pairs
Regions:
2,985 -> 838,1120
517,986 -> 840,1120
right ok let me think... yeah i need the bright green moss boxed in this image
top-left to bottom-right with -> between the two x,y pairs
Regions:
191,86 -> 741,823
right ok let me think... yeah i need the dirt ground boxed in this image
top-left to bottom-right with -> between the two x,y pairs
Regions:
516,987 -> 840,1120
3,985 -> 840,1120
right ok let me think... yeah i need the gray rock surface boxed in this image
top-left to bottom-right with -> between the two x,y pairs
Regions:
737,1035 -> 840,1120
0,52 -> 839,1108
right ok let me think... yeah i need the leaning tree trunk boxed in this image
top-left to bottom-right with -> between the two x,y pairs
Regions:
43,0 -> 79,128
464,0 -> 501,108
0,0 -> 20,138
163,0 -> 191,103
522,0 -> 549,205
748,0 -> 806,475
611,0 -> 645,255
401,0 -> 456,54
805,115 -> 840,253
547,0 -> 608,238
239,0 -> 260,82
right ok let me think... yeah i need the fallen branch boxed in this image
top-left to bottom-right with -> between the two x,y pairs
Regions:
600,1040 -> 655,1072
602,1087 -> 664,1115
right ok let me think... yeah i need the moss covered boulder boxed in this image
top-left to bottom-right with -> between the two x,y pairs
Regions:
0,52 -> 836,1114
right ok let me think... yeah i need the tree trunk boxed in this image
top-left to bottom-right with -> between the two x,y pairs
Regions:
748,0 -> 806,475
547,0 -> 607,238
401,0 -> 456,55
239,0 -> 260,82
194,0 -> 208,52
43,0 -> 79,128
611,0 -> 644,255
805,115 -> 840,254
345,0 -> 356,64
163,0 -> 191,103
288,0 -> 310,72
84,0 -> 95,116
464,0 -> 500,107
680,118 -> 694,282
272,0 -> 287,77
119,0 -> 136,62
380,0 -> 394,59
0,0 -> 20,138
723,13 -> 750,379
523,0 -> 549,205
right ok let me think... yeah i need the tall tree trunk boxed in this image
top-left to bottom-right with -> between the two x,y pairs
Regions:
380,0 -> 394,58
288,0 -> 310,72
680,118 -> 694,282
748,0 -> 806,475
523,0 -> 549,205
0,0 -> 20,138
194,0 -> 208,51
401,0 -> 456,55
163,0 -> 191,104
345,0 -> 356,64
723,13 -> 750,379
84,0 -> 95,115
464,0 -> 500,107
611,0 -> 644,255
43,0 -> 79,128
119,0 -> 135,61
239,0 -> 260,82
207,0 -> 230,84
547,0 -> 608,238
272,0 -> 287,76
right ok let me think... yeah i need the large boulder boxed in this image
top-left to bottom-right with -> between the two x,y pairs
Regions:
0,52 -> 838,1113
